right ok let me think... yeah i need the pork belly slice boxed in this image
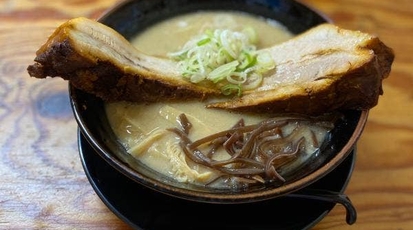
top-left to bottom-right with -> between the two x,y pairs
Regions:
207,23 -> 394,114
27,17 -> 220,102
27,17 -> 394,115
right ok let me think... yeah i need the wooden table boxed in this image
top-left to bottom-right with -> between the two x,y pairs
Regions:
1,0 -> 412,229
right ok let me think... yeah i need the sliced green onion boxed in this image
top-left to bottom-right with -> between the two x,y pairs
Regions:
221,84 -> 242,96
197,37 -> 211,46
208,60 -> 239,83
227,72 -> 247,85
168,28 -> 275,96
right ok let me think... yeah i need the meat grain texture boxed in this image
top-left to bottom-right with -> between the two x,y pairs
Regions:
27,17 -> 394,115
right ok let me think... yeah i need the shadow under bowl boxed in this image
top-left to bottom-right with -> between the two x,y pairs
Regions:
70,0 -> 368,204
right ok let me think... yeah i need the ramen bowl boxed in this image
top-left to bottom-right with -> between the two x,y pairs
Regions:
70,0 -> 368,204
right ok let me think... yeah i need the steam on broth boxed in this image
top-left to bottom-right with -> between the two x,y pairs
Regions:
105,11 -> 335,189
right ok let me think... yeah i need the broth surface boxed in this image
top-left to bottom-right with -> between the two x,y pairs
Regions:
131,11 -> 293,57
106,11 -> 330,188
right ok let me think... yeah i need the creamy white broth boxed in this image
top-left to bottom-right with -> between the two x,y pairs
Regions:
105,11 -> 331,188
106,100 -> 270,184
131,11 -> 293,57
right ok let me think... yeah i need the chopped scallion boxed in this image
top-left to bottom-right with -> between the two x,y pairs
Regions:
168,28 -> 275,96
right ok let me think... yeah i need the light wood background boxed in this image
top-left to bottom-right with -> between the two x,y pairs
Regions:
0,0 -> 412,229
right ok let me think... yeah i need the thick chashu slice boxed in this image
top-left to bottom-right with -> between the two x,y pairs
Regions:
27,17 -> 394,115
207,23 -> 394,114
27,17 -> 220,102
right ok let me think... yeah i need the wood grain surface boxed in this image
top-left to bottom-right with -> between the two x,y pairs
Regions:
0,0 -> 412,229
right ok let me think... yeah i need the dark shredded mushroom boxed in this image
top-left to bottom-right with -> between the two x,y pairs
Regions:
167,113 -> 337,187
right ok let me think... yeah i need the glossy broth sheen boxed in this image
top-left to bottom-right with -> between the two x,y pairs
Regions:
105,11 -> 329,188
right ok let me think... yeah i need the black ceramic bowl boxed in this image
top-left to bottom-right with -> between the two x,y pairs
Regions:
70,0 -> 368,204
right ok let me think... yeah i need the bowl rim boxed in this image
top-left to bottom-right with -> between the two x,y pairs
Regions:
71,0 -> 369,203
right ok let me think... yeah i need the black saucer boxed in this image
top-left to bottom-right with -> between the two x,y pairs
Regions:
78,130 -> 356,230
